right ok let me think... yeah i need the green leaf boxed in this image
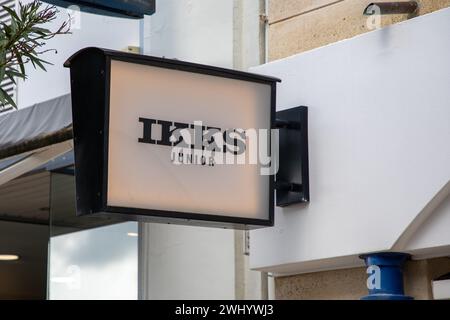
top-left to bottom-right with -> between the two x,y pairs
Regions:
0,87 -> 17,109
10,16 -> 18,33
2,5 -> 20,22
0,51 -> 6,65
5,68 -> 24,79
6,73 -> 17,84
5,67 -> 25,83
13,49 -> 26,75
0,0 -> 68,102
0,66 -> 5,82
31,27 -> 51,34
32,57 -> 47,71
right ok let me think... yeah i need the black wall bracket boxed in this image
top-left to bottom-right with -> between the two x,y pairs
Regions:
274,106 -> 309,207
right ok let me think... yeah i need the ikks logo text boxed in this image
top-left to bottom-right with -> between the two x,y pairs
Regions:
138,117 -> 279,175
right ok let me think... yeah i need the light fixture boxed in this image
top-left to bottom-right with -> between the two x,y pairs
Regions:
0,254 -> 20,261
363,1 -> 418,16
127,232 -> 138,237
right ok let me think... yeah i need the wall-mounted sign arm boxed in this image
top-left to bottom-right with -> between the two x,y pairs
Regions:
274,181 -> 302,193
275,106 -> 309,207
274,118 -> 301,130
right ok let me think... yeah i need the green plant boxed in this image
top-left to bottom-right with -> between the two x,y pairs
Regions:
0,0 -> 69,109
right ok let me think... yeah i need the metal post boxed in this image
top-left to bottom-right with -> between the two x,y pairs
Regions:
360,252 -> 413,300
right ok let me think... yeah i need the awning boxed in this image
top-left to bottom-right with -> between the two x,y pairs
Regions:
0,94 -> 72,158
0,95 -> 74,186
0,94 -> 123,230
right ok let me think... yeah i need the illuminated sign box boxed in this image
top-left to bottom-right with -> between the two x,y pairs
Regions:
65,47 -> 280,229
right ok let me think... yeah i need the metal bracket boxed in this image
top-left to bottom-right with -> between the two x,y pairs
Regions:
274,106 -> 309,207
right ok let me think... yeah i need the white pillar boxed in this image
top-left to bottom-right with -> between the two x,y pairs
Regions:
138,0 -> 267,299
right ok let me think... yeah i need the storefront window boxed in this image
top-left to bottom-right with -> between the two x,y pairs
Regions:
48,171 -> 138,300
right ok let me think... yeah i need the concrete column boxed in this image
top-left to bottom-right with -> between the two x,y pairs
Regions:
232,0 -> 269,300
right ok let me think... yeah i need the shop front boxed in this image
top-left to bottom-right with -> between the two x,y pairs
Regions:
1,1 -> 449,301
0,95 -> 138,299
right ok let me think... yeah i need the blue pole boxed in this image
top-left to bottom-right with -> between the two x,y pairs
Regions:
360,252 -> 413,300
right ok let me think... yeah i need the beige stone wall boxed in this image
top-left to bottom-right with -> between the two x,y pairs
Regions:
274,258 -> 450,299
405,257 -> 450,299
275,267 -> 367,300
268,0 -> 450,61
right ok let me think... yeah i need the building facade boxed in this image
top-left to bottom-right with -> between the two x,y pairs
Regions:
0,0 -> 449,300
250,0 -> 450,300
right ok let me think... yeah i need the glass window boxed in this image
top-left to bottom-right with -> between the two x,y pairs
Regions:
48,171 -> 138,300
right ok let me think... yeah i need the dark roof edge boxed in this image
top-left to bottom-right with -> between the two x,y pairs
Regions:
0,126 -> 73,160
64,47 -> 282,83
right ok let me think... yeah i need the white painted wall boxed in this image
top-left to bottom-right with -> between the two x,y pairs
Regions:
17,1 -> 140,108
404,192 -> 450,259
140,223 -> 235,299
144,0 -> 233,67
249,8 -> 450,275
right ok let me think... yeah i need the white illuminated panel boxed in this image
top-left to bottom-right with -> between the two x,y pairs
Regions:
107,60 -> 271,221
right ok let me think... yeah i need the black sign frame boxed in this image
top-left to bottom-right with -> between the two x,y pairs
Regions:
65,47 -> 280,229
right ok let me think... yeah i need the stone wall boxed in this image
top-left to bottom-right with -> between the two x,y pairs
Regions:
274,258 -> 450,299
268,0 -> 450,60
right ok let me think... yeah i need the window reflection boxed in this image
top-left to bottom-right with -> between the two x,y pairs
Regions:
49,222 -> 138,299
48,171 -> 138,300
